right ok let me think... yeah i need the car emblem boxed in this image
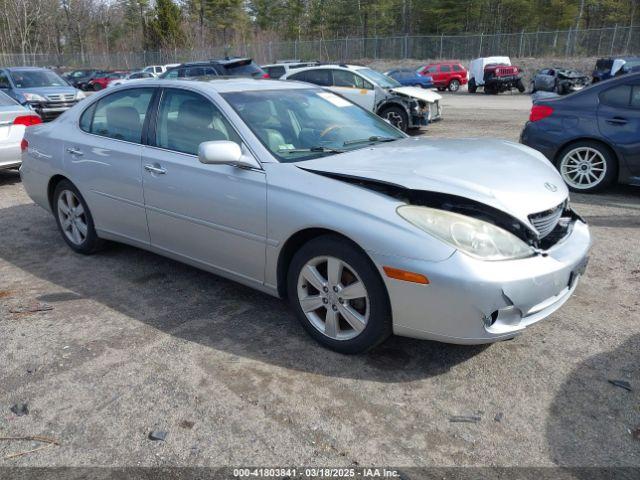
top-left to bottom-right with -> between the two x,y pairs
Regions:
544,182 -> 558,192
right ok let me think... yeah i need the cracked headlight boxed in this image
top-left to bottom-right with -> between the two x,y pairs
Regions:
397,205 -> 535,261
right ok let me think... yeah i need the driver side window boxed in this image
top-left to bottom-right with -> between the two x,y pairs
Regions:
155,89 -> 241,156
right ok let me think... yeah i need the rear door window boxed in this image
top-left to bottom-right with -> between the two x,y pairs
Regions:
440,65 -> 451,72
299,69 -> 332,86
600,85 -> 632,108
81,88 -> 154,143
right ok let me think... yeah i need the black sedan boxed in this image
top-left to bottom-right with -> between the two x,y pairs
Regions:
521,72 -> 640,192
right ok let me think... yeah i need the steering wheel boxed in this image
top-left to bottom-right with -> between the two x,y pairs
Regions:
320,124 -> 349,138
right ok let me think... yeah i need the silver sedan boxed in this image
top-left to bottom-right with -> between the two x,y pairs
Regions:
0,90 -> 41,171
20,79 -> 591,353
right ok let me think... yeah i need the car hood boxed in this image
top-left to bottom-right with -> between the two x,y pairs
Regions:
390,86 -> 442,103
14,86 -> 78,96
297,137 -> 568,227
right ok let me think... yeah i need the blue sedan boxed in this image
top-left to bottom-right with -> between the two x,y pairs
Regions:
521,72 -> 640,192
384,69 -> 434,88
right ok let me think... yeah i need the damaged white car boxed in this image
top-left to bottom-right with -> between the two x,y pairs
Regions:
282,64 -> 442,132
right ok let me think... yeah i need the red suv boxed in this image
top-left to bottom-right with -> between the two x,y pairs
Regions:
418,62 -> 468,92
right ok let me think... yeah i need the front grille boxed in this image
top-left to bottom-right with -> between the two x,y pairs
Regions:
46,93 -> 75,102
497,67 -> 517,76
529,202 -> 565,238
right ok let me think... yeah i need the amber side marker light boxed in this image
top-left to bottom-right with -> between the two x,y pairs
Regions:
383,266 -> 430,284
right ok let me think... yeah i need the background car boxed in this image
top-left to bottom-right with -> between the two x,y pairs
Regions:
531,68 -> 590,95
468,56 -> 525,94
283,64 -> 442,131
592,57 -> 640,83
261,60 -> 320,79
107,71 -> 156,88
0,90 -> 41,171
384,69 -> 434,88
418,62 -> 467,92
161,57 -> 268,79
87,71 -> 129,91
521,72 -> 640,192
0,67 -> 85,121
63,69 -> 103,89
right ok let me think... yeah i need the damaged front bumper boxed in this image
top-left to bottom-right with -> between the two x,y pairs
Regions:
369,219 -> 590,344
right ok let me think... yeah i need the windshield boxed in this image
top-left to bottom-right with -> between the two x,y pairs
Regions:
623,59 -> 640,69
222,88 -> 404,162
9,70 -> 67,88
356,68 -> 401,88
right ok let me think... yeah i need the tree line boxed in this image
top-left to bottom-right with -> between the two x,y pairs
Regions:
0,0 -> 637,57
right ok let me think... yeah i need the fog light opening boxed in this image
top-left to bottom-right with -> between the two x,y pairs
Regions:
483,311 -> 499,328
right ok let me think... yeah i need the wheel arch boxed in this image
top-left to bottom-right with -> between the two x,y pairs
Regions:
47,174 -> 71,212
375,98 -> 410,116
276,227 -> 377,299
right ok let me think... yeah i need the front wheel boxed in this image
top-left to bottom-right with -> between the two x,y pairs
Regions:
287,235 -> 392,354
556,141 -> 617,192
53,180 -> 103,254
448,79 -> 460,92
379,105 -> 409,132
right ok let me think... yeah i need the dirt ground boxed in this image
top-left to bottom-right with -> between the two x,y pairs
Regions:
0,92 -> 639,471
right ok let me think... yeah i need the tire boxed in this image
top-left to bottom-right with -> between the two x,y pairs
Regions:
379,105 -> 409,132
556,141 -> 617,193
412,83 -> 424,89
53,180 -> 104,254
484,84 -> 496,94
92,83 -> 102,91
468,78 -> 477,93
437,87 -> 446,92
448,79 -> 460,92
516,79 -> 526,93
287,235 -> 392,354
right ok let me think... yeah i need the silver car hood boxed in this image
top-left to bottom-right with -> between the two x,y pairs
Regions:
298,137 -> 568,226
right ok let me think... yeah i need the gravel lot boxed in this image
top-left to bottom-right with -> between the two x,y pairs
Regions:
0,92 -> 639,470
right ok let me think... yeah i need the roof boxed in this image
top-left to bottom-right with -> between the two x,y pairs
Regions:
111,77 -> 311,94
5,66 -> 53,71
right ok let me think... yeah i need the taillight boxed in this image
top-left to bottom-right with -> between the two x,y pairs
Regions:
20,138 -> 28,151
262,73 -> 270,79
529,105 -> 554,122
14,115 -> 42,127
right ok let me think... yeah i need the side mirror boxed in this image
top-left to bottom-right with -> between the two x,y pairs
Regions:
198,141 -> 260,169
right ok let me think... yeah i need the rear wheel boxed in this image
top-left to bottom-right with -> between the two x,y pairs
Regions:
448,79 -> 460,92
379,105 -> 409,132
556,141 -> 617,193
287,235 -> 392,354
468,78 -> 477,93
53,180 -> 103,254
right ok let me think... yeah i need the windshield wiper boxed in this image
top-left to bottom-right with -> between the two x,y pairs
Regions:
343,136 -> 398,146
278,146 -> 346,154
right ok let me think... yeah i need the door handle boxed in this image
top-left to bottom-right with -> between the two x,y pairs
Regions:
66,147 -> 84,156
606,117 -> 628,125
144,164 -> 166,175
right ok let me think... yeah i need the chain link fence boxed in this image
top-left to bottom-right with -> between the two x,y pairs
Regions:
1,26 -> 638,69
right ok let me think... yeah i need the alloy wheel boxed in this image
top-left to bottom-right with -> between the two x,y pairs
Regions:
559,147 -> 607,190
296,256 -> 369,341
57,189 -> 88,246
449,79 -> 460,92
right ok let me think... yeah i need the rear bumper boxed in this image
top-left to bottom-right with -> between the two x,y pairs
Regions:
519,122 -> 561,162
0,124 -> 25,170
370,220 -> 591,344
